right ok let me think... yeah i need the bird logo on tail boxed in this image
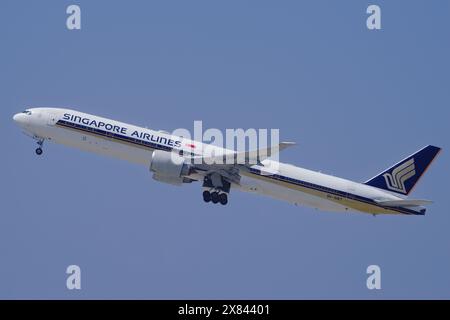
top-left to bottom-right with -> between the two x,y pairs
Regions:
382,158 -> 416,194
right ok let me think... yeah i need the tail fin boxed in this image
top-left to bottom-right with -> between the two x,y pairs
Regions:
364,145 -> 441,196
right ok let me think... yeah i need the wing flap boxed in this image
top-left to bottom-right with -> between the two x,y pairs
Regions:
376,199 -> 433,207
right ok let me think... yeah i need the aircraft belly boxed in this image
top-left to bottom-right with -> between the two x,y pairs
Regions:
238,172 -> 404,214
238,174 -> 349,212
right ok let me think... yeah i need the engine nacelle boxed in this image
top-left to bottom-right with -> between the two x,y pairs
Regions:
149,150 -> 192,185
152,173 -> 184,186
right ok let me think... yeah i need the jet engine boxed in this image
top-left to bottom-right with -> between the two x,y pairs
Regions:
149,150 -> 193,186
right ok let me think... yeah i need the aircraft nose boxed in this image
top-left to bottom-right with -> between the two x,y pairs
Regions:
13,113 -> 26,126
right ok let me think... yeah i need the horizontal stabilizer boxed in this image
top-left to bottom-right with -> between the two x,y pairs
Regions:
376,199 -> 433,207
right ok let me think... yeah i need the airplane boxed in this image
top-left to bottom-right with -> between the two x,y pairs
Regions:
13,107 -> 441,215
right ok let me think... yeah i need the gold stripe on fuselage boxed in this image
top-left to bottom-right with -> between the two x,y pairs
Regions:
241,171 -> 403,215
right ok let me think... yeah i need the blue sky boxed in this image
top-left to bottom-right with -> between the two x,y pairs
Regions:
1,0 -> 449,299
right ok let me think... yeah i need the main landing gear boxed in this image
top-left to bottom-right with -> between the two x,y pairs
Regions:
35,138 -> 44,156
203,190 -> 228,205
202,173 -> 231,206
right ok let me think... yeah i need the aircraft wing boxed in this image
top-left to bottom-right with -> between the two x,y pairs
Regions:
191,141 -> 296,166
188,142 -> 295,189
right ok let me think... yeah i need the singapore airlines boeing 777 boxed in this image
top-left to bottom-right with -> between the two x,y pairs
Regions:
13,107 -> 441,215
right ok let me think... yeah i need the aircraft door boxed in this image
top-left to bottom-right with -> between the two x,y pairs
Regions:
47,113 -> 58,126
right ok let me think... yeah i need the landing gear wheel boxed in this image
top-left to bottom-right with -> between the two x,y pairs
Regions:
211,192 -> 219,204
202,190 -> 211,203
35,138 -> 44,156
219,193 -> 228,205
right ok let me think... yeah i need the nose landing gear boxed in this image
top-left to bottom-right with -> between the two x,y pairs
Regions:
34,138 -> 45,156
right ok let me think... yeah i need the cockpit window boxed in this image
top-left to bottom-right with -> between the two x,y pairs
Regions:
22,110 -> 32,115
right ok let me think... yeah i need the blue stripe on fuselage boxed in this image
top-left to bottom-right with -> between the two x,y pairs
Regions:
56,119 -> 424,215
56,119 -> 173,152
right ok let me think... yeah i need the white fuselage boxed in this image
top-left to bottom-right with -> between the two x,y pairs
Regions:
13,107 -> 415,215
